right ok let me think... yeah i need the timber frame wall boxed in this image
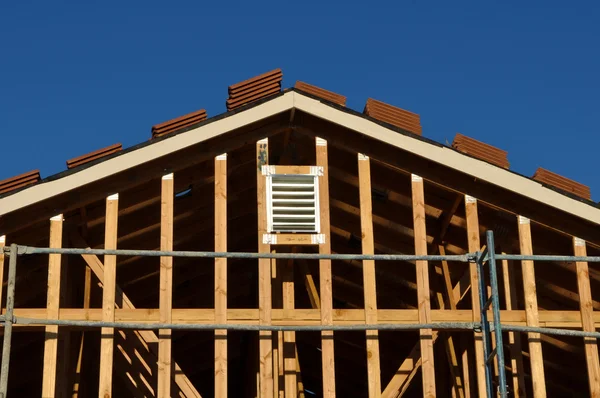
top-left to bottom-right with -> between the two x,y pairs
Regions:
1,130 -> 600,397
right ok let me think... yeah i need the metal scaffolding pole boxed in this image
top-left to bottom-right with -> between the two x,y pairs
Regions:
3,234 -> 600,396
0,244 -> 17,398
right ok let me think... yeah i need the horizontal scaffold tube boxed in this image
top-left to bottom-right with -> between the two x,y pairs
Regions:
7,317 -> 477,332
11,246 -> 474,262
3,316 -> 600,339
7,246 -> 600,263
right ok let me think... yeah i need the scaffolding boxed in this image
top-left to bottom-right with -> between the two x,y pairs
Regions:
2,230 -> 600,397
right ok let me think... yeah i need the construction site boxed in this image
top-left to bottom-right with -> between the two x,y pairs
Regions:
1,69 -> 600,397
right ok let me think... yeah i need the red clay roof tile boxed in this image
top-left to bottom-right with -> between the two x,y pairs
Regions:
452,133 -> 510,169
533,167 -> 591,200
0,170 -> 40,195
295,81 -> 346,106
364,98 -> 422,135
227,69 -> 282,111
151,109 -> 207,139
66,143 -> 122,169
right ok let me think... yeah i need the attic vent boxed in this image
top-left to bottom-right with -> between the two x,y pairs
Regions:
266,174 -> 320,233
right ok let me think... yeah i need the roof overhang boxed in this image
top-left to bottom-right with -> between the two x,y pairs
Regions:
1,90 -> 599,230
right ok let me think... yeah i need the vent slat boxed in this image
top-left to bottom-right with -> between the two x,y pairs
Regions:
267,173 -> 320,233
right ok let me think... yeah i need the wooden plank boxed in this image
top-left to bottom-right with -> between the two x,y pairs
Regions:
41,214 -> 64,397
0,235 -> 5,310
411,174 -> 436,397
257,138 -> 274,398
358,154 -> 382,397
283,255 -> 297,397
316,137 -> 336,397
464,195 -> 487,398
70,233 -> 201,398
268,165 -> 317,175
99,194 -> 119,398
517,215 -> 547,397
501,256 -> 527,397
573,237 -> 600,397
262,234 -> 323,245
158,174 -> 174,397
214,154 -> 228,397
10,306 -> 600,326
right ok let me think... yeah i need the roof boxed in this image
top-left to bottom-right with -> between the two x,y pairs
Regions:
0,69 -> 597,240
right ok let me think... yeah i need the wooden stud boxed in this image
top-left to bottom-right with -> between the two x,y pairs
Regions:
158,174 -> 174,397
283,254 -> 297,397
215,154 -> 228,397
517,215 -> 547,397
358,154 -> 382,397
316,137 -> 336,398
257,138 -> 274,398
411,174 -> 436,397
501,256 -> 527,397
73,256 -> 93,398
99,194 -> 119,398
464,195 -> 487,398
41,214 -> 63,397
0,235 -> 5,310
573,237 -> 600,397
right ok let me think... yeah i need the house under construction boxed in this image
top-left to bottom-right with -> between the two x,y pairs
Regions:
1,68 -> 600,397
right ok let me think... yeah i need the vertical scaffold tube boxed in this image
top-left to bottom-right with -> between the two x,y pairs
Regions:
0,244 -> 18,397
486,231 -> 508,397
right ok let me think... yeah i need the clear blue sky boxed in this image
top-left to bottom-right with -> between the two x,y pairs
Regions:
2,2 -> 599,200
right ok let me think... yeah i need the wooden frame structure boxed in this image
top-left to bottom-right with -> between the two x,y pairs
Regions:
1,86 -> 600,397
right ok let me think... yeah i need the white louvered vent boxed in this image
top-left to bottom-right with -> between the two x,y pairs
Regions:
266,174 -> 320,233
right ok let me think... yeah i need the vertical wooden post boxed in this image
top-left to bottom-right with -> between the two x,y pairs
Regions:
464,195 -> 487,398
573,237 -> 600,397
42,214 -> 64,397
158,174 -> 174,397
257,138 -> 273,398
283,254 -> 297,397
501,256 -> 527,397
517,215 -> 546,397
73,257 -> 93,398
358,154 -> 381,397
215,154 -> 228,397
99,194 -> 119,398
0,235 -> 5,310
316,137 -> 336,398
411,174 -> 436,397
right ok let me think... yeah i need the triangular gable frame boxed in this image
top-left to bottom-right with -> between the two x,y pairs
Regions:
1,90 -> 599,243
